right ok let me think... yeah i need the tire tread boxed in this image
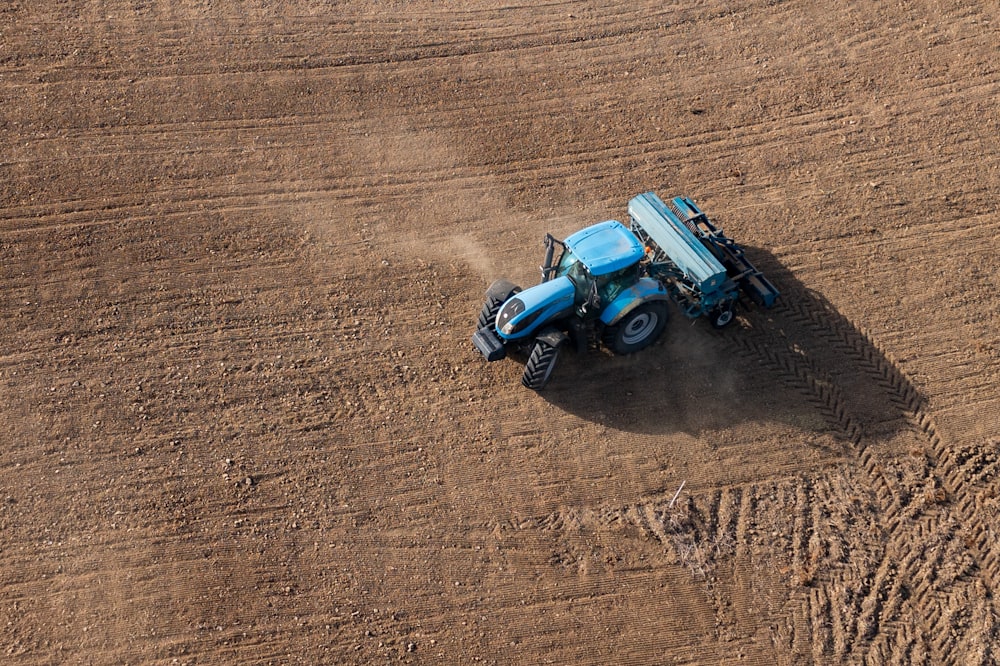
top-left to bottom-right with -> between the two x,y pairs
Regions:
522,341 -> 560,390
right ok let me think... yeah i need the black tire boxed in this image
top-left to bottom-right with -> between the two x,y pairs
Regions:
602,301 -> 669,355
709,302 -> 735,329
477,279 -> 521,330
521,340 -> 561,391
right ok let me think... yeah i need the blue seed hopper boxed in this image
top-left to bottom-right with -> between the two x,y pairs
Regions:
628,192 -> 779,324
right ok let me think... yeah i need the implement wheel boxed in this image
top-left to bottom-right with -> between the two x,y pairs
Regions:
603,302 -> 668,355
709,302 -> 735,329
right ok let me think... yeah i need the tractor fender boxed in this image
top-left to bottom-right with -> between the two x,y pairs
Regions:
534,326 -> 569,349
600,277 -> 671,326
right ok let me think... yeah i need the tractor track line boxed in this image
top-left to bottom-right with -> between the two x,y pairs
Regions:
728,288 -> 999,663
765,293 -> 1000,588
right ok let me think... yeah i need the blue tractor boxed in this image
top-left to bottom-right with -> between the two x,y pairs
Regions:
472,192 -> 779,390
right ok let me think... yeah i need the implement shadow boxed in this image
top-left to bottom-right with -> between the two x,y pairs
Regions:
541,247 -> 923,442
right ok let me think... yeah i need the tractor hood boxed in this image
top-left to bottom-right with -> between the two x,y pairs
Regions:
496,275 -> 575,341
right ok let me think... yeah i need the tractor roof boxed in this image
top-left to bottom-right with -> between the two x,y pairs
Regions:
563,220 -> 644,276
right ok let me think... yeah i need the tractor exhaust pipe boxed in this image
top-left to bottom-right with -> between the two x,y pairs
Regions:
541,234 -> 560,282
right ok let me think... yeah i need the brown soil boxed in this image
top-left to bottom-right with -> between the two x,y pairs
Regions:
2,2 -> 999,664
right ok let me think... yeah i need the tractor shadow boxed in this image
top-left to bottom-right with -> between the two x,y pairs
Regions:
541,247 -> 924,441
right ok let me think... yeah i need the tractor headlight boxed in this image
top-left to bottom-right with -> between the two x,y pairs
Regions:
502,310 -> 542,336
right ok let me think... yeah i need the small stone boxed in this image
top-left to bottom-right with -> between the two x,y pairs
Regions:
407,642 -> 417,652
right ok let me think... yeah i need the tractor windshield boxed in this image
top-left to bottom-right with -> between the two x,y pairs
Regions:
556,249 -> 595,306
556,248 -> 588,284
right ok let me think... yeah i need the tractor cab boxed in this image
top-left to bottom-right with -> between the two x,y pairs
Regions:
555,220 -> 646,312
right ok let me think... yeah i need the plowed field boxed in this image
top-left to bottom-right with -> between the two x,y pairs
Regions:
2,2 -> 999,664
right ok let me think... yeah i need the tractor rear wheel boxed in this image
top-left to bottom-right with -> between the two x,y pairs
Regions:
477,279 -> 521,330
521,339 -> 561,391
603,301 -> 668,355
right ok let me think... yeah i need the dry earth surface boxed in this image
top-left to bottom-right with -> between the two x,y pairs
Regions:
2,1 -> 999,664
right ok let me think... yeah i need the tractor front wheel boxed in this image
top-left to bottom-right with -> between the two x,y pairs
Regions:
521,339 -> 561,391
477,279 -> 521,330
603,302 -> 668,355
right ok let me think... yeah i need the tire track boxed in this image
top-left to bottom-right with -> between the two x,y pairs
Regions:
724,285 -> 999,663
0,105 -> 855,227
519,279 -> 997,662
0,3 -> 681,84
765,292 -> 1000,594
